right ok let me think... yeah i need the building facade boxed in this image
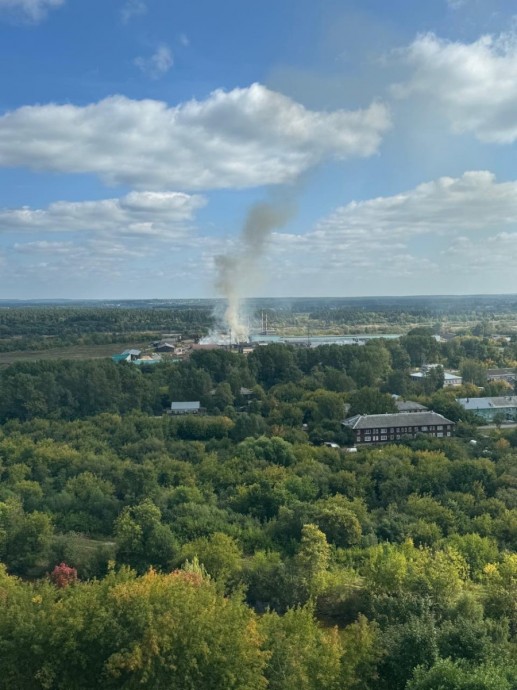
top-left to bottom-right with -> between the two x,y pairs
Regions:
410,369 -> 462,387
486,368 -> 517,386
342,411 -> 455,445
457,396 -> 517,422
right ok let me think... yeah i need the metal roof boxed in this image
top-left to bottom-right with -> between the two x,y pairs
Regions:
121,349 -> 142,356
342,411 -> 454,430
411,371 -> 461,381
486,368 -> 517,377
457,396 -> 517,411
111,353 -> 130,362
170,401 -> 201,411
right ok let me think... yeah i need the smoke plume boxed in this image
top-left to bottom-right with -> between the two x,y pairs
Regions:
214,197 -> 294,341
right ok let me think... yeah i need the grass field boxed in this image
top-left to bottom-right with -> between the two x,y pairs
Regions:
0,342 -> 148,367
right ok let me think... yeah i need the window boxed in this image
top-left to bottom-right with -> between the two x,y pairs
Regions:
421,426 -> 428,431
437,432 -> 443,437
381,428 -> 387,433
447,432 -> 451,436
381,435 -> 387,441
437,425 -> 443,430
364,436 -> 371,442
373,435 -> 379,441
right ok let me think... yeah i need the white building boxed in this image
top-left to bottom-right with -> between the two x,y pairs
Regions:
410,367 -> 462,387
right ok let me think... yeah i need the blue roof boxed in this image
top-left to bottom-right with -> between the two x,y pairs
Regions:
112,353 -> 130,362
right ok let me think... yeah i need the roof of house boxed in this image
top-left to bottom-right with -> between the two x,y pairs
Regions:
411,371 -> 461,381
395,400 -> 428,412
121,349 -> 142,356
342,411 -> 454,430
170,401 -> 201,411
486,368 -> 517,377
239,387 -> 254,396
457,396 -> 517,411
111,353 -> 130,362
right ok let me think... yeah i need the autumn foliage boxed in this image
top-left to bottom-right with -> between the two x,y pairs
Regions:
50,562 -> 78,588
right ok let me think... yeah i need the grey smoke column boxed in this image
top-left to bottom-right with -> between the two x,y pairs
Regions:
215,198 -> 294,342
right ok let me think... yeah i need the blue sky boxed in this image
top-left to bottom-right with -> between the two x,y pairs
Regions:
1,0 -> 517,298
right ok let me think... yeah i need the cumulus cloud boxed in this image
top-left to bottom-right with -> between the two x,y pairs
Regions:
134,45 -> 173,79
313,170 -> 517,241
394,31 -> 517,143
0,0 -> 64,21
0,84 -> 391,191
0,190 -> 205,239
266,171 -> 517,293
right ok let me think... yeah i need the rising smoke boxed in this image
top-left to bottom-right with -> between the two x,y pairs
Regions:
213,197 -> 295,342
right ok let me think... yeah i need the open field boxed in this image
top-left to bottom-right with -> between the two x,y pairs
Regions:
0,342 -> 148,367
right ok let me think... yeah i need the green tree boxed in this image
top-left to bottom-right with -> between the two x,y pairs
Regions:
0,566 -> 268,689
408,659 -> 516,690
314,498 -> 362,548
378,611 -> 438,690
460,359 -> 487,386
0,498 -> 53,575
260,606 -> 342,690
114,499 -> 177,573
178,532 -> 243,586
292,524 -> 331,603
348,388 -> 397,416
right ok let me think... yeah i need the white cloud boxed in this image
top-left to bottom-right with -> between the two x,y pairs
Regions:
0,0 -> 63,21
265,171 -> 517,293
0,190 -> 206,239
313,170 -> 517,240
134,45 -> 173,79
0,84 -> 391,191
121,0 -> 146,23
394,31 -> 517,143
